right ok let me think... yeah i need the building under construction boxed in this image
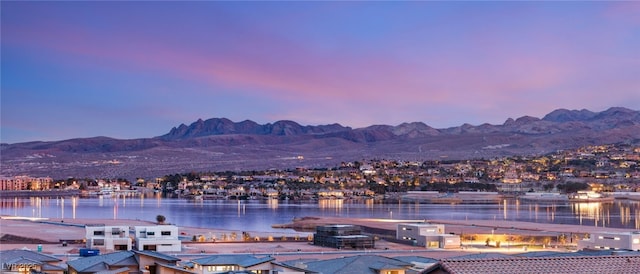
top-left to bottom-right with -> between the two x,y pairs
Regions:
313,224 -> 375,249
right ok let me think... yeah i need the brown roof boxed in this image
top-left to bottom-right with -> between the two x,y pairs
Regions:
437,255 -> 640,274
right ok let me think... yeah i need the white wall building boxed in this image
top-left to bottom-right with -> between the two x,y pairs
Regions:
578,231 -> 640,251
134,225 -> 181,252
396,223 -> 460,249
85,225 -> 132,251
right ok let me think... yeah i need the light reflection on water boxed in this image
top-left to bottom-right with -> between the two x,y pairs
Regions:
2,196 -> 640,232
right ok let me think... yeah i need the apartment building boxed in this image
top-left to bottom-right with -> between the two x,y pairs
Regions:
0,176 -> 52,190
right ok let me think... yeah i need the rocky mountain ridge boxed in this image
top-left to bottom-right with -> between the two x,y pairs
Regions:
2,107 -> 639,179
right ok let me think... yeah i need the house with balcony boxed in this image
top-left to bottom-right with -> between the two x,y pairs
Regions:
134,225 -> 181,252
85,225 -> 132,251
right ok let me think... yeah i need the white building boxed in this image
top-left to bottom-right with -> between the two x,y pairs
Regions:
396,223 -> 460,249
578,231 -> 640,251
134,225 -> 181,252
85,225 -> 132,251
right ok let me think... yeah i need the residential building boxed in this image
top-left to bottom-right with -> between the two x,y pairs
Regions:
67,251 -> 138,274
134,225 -> 181,252
0,249 -> 65,274
67,250 -> 185,274
396,223 -> 460,249
85,225 -> 132,251
134,250 -> 189,274
0,176 -> 52,190
285,255 -> 414,274
313,225 -> 374,249
189,254 -> 309,274
578,231 -> 640,251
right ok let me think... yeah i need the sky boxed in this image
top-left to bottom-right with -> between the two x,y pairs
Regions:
1,1 -> 639,144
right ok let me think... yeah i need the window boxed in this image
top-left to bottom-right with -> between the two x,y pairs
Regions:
93,239 -> 104,246
93,231 -> 104,236
161,231 -> 171,236
633,239 -> 639,244
147,231 -> 155,236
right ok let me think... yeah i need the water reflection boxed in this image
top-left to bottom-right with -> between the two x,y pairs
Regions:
268,198 -> 279,210
318,198 -> 343,209
2,197 -> 640,232
572,202 -> 614,227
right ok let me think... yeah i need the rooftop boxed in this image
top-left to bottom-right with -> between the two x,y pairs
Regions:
437,255 -> 640,274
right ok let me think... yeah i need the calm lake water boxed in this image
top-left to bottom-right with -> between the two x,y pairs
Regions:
2,195 -> 640,233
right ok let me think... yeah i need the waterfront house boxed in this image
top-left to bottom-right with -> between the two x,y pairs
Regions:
396,223 -> 460,249
85,225 -> 132,251
578,231 -> 640,251
313,224 -> 374,249
134,225 -> 181,252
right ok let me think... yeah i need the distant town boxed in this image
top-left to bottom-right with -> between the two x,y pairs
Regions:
3,143 -> 639,202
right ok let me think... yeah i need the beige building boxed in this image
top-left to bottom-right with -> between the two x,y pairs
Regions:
0,176 -> 52,190
397,223 -> 460,249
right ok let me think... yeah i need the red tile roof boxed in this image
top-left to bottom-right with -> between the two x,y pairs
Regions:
438,255 -> 640,274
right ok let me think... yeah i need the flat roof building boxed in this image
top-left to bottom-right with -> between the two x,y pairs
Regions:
313,224 -> 374,249
397,223 -> 460,249
134,225 -> 181,252
578,231 -> 640,251
85,225 -> 132,251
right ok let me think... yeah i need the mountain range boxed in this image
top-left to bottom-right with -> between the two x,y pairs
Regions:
2,107 -> 639,179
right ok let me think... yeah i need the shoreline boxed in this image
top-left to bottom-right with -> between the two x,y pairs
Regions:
3,214 -> 638,261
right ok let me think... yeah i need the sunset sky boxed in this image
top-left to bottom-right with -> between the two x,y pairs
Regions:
2,1 -> 639,144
